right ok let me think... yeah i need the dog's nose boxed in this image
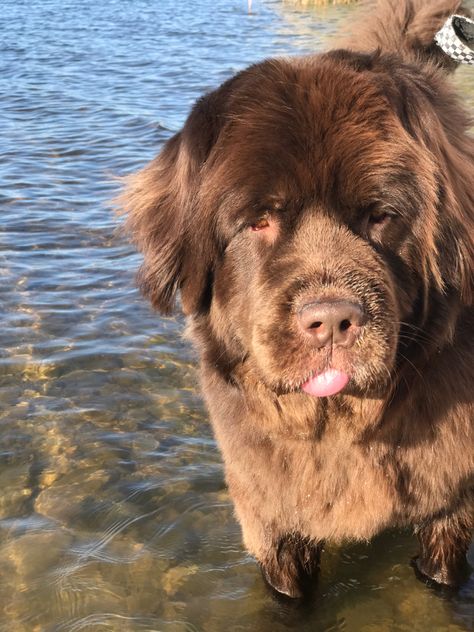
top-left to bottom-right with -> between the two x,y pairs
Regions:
297,300 -> 365,348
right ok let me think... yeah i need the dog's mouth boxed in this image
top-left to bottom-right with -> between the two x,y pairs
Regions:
252,311 -> 398,399
295,344 -> 356,397
301,368 -> 350,397
269,356 -> 392,399
283,348 -> 393,398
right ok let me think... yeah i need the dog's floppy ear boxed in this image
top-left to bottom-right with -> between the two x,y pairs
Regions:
389,65 -> 474,305
119,83 -> 233,315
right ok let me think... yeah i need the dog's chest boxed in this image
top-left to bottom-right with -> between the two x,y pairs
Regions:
256,425 -> 454,542
269,431 -> 397,540
205,375 -> 469,542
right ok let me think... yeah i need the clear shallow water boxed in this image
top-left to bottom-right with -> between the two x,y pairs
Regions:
1,1 -> 473,630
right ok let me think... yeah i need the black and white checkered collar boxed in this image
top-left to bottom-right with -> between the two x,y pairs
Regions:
435,14 -> 474,66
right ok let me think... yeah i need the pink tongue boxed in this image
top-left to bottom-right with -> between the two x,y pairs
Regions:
302,369 -> 349,398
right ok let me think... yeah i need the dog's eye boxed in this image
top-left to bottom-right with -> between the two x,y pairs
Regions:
365,208 -> 398,241
362,206 -> 398,242
251,214 -> 270,231
367,210 -> 393,226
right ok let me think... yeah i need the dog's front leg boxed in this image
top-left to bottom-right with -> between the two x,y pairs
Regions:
413,505 -> 472,587
227,470 -> 322,598
259,534 -> 323,599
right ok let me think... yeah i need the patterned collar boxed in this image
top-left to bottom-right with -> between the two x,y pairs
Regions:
435,15 -> 474,66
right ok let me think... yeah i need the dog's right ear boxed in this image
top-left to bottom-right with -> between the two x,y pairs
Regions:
118,83 -> 232,315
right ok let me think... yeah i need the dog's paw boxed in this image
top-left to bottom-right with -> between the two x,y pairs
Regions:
260,536 -> 322,599
411,555 -> 469,589
260,562 -> 306,599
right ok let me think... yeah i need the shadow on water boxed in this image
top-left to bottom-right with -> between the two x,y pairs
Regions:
0,0 -> 473,629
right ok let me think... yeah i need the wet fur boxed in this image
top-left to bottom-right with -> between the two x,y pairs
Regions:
120,0 -> 474,598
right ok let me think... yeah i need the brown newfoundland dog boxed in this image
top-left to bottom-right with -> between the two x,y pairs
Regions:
120,0 -> 474,598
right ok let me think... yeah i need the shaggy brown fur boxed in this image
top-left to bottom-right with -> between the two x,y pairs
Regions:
120,0 -> 474,598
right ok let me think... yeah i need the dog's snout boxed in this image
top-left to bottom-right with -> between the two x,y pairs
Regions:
297,300 -> 366,348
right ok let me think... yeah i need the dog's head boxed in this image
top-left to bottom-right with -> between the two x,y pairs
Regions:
120,51 -> 474,398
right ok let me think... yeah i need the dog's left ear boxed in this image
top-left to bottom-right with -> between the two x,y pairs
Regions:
118,79 -> 235,315
387,66 -> 474,306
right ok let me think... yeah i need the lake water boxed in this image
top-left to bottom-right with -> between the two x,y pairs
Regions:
1,1 -> 473,630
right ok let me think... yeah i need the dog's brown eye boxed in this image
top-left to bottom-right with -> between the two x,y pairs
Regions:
363,207 -> 397,242
368,210 -> 393,226
251,215 -> 270,231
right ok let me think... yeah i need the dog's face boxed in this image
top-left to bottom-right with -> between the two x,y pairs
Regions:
122,52 -> 473,398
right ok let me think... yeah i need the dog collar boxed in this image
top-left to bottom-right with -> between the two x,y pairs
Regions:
435,14 -> 474,65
